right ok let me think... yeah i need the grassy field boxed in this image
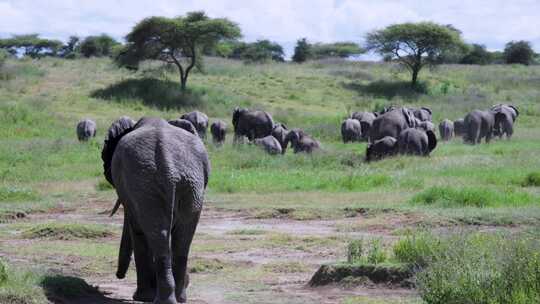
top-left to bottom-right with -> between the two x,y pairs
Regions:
0,56 -> 540,303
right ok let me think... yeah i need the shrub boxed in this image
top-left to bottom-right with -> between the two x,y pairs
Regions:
522,172 -> 540,187
347,239 -> 364,264
366,239 -> 387,265
393,233 -> 441,267
347,238 -> 387,265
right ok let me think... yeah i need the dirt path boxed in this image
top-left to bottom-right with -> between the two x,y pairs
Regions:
0,197 -> 416,304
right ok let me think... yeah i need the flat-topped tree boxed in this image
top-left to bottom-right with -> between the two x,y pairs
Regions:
366,22 -> 465,87
116,11 -> 241,90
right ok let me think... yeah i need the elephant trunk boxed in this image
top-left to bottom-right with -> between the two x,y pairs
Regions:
116,214 -> 132,279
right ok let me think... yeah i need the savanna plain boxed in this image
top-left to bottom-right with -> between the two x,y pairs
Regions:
1,57 -> 540,304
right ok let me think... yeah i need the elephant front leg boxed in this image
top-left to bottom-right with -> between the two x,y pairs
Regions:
172,212 -> 201,303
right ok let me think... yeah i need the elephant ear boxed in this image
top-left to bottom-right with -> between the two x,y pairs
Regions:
402,108 -> 416,128
168,119 -> 197,135
509,105 -> 519,118
426,130 -> 437,154
102,116 -> 136,187
421,107 -> 432,115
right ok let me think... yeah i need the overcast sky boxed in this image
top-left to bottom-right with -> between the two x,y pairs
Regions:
1,0 -> 539,57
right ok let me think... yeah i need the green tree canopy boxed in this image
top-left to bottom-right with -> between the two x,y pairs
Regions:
58,36 -> 80,59
0,34 -> 63,58
292,38 -> 311,63
229,40 -> 284,63
311,42 -> 364,59
79,34 -> 120,58
116,11 -> 241,90
504,40 -> 535,65
460,44 -> 492,65
366,22 -> 466,86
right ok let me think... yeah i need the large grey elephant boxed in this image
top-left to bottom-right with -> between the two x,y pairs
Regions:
491,104 -> 518,139
271,123 -> 288,153
453,118 -> 465,137
491,104 -> 519,122
463,110 -> 495,144
283,129 -> 320,154
232,107 -> 274,143
417,120 -> 435,132
365,136 -> 398,162
398,128 -> 437,156
368,107 -> 417,142
351,111 -> 377,140
168,118 -> 197,135
210,120 -> 227,146
253,135 -> 282,155
439,119 -> 454,141
76,119 -> 97,141
103,117 -> 210,304
413,107 -> 433,122
341,118 -> 362,143
180,111 -> 209,139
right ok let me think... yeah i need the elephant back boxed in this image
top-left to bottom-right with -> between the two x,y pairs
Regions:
102,116 -> 136,186
169,119 -> 197,135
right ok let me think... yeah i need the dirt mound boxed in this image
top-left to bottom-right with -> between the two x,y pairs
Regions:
309,264 -> 412,287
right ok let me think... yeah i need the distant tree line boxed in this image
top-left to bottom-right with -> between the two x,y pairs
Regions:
1,11 -> 539,91
0,33 -> 121,59
292,38 -> 364,63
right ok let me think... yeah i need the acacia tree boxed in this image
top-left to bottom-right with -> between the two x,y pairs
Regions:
504,41 -> 535,65
366,22 -> 465,86
117,11 -> 241,90
0,34 -> 63,58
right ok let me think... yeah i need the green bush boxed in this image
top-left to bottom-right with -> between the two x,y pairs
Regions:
347,239 -> 364,264
0,260 -> 7,286
522,172 -> 540,187
393,232 -> 441,267
347,238 -> 387,265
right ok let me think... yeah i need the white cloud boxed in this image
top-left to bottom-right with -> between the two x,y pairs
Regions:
0,0 -> 539,54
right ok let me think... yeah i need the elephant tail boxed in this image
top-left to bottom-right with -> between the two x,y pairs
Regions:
110,198 -> 121,217
116,211 -> 132,279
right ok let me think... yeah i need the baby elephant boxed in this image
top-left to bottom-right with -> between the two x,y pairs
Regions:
210,120 -> 227,146
365,136 -> 398,162
439,119 -> 454,141
341,118 -> 362,143
253,135 -> 282,155
453,118 -> 465,137
76,119 -> 96,141
284,129 -> 320,154
398,128 -> 437,156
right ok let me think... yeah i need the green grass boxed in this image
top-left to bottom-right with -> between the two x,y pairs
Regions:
2,56 -> 540,302
22,223 -> 114,240
410,186 -> 539,208
0,185 -> 39,202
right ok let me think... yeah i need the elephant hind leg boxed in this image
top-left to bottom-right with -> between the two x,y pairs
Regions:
172,211 -> 201,303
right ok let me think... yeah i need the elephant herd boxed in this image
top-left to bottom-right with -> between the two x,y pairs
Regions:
76,108 -> 321,155
343,106 -> 437,161
340,103 -> 519,161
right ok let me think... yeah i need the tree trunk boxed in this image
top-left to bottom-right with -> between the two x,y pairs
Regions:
180,75 -> 187,91
411,68 -> 419,87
